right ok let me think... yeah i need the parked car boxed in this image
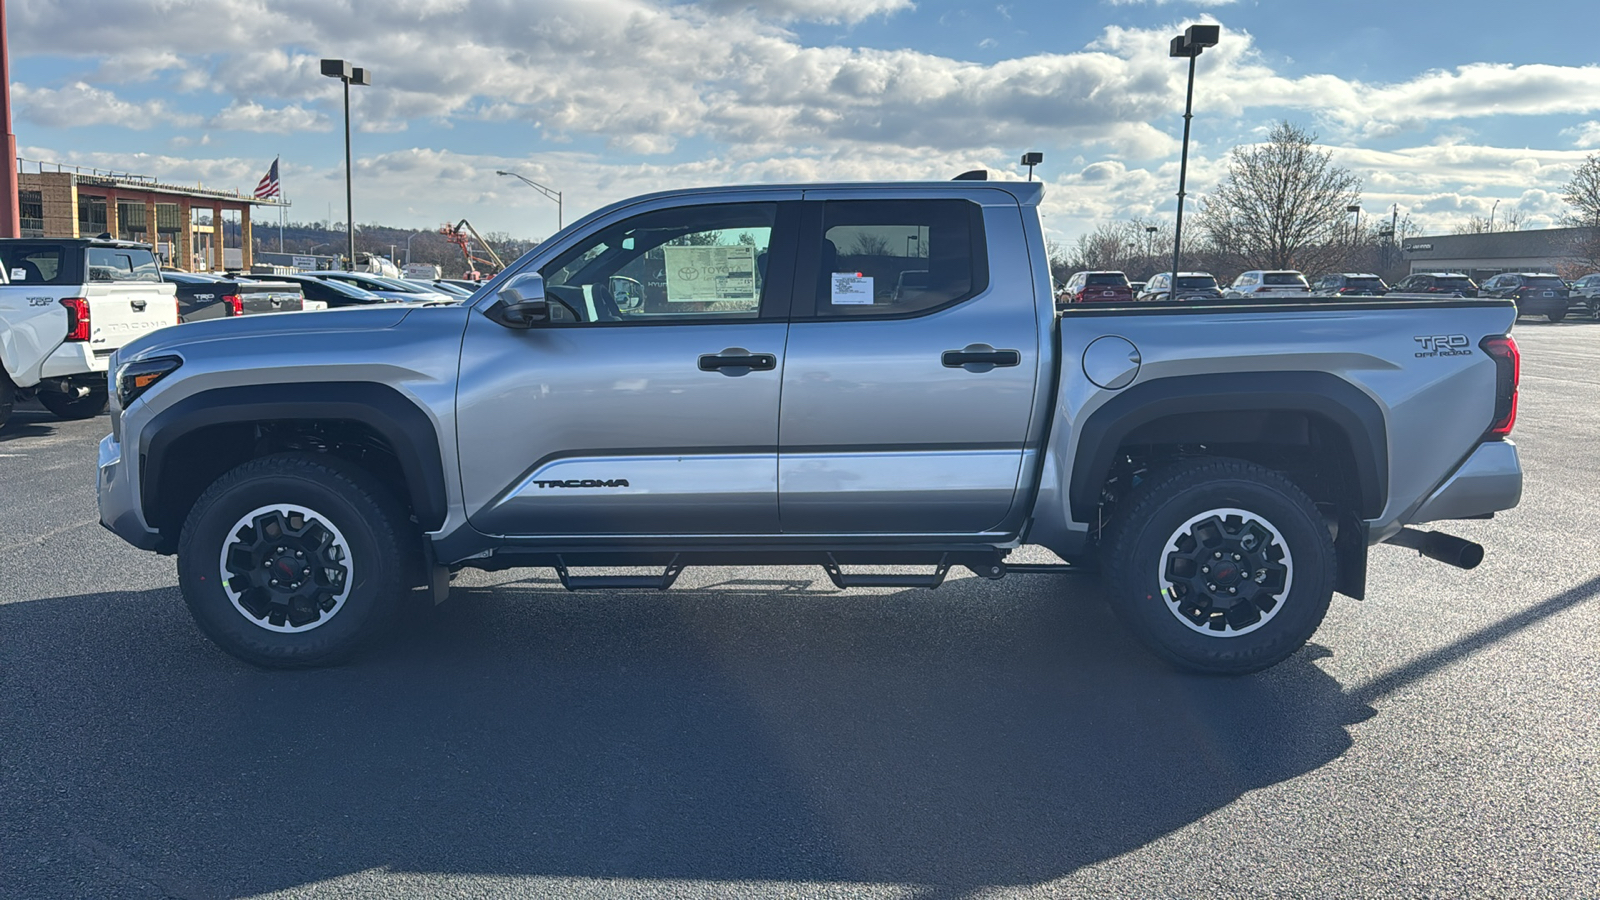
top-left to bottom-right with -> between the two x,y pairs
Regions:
246,274 -> 390,308
303,271 -> 454,303
101,179 -> 1524,677
1139,272 -> 1222,302
438,278 -> 486,292
410,279 -> 475,297
1480,272 -> 1570,322
1390,272 -> 1480,298
0,238 -> 177,427
165,271 -> 307,322
1223,270 -> 1309,298
1311,273 -> 1389,297
1060,270 -> 1134,304
1128,280 -> 1146,296
1568,272 -> 1600,318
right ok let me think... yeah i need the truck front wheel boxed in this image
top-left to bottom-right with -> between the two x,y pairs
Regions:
176,453 -> 408,668
1102,457 -> 1335,675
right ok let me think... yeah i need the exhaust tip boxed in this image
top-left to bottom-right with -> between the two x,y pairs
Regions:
1386,528 -> 1484,570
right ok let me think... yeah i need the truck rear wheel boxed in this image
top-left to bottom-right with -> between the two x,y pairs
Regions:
38,386 -> 108,420
0,372 -> 14,430
1102,457 -> 1335,675
176,453 -> 408,668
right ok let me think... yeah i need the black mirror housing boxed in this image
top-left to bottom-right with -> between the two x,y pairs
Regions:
489,274 -> 549,329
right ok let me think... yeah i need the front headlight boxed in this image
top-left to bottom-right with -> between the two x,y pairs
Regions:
115,356 -> 183,407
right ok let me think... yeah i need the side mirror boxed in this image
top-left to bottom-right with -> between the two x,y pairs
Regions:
489,273 -> 548,328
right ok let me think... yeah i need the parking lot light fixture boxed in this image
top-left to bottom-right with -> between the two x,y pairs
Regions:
1168,24 -> 1219,297
1348,204 -> 1362,243
321,59 -> 370,271
496,170 -> 563,231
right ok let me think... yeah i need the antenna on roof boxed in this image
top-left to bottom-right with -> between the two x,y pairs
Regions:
952,169 -> 989,181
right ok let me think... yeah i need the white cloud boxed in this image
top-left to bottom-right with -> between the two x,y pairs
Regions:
208,101 -> 331,133
1563,121 -> 1600,149
1104,0 -> 1239,6
11,82 -> 199,130
692,0 -> 914,23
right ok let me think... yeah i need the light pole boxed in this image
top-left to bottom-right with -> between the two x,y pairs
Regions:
1145,225 -> 1158,261
496,170 -> 562,231
405,232 -> 419,265
1489,199 -> 1500,232
1348,204 -> 1361,244
1168,24 -> 1220,298
1020,151 -> 1043,182
321,59 -> 370,271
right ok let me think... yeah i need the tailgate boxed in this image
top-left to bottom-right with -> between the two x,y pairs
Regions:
237,282 -> 305,314
84,282 -> 178,353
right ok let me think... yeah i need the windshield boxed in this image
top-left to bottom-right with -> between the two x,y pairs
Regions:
1175,276 -> 1217,289
1437,277 -> 1476,289
1523,276 -> 1565,288
1347,278 -> 1386,290
1085,273 -> 1128,286
1264,273 -> 1306,286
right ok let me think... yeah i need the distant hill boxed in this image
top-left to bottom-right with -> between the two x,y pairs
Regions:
254,221 -> 538,278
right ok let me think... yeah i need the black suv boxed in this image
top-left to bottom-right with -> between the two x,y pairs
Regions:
1479,273 -> 1570,322
1311,273 -> 1389,297
1390,273 -> 1480,298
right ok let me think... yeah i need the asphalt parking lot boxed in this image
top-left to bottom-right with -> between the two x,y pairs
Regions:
2,323 -> 1597,899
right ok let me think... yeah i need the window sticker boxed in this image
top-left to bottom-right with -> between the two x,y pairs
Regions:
662,245 -> 757,302
831,272 -> 873,305
10,268 -> 25,280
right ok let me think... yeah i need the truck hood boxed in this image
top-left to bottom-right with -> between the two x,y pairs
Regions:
115,303 -> 418,364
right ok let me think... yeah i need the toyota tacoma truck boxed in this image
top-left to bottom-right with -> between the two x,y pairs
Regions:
1,238 -> 177,427
96,181 -> 1524,674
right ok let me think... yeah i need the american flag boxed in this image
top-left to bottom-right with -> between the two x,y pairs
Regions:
253,158 -> 281,199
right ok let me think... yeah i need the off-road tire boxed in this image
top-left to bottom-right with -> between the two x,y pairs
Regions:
38,386 -> 109,420
0,371 -> 14,430
1102,457 -> 1336,675
177,453 -> 409,668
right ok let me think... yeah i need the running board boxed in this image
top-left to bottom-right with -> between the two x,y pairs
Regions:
553,555 -> 685,590
823,552 -> 953,589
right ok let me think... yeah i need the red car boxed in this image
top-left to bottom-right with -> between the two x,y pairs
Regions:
1061,270 -> 1135,304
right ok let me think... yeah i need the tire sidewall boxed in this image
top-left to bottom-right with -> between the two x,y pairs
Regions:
1114,472 -> 1334,674
38,386 -> 108,420
178,459 -> 401,667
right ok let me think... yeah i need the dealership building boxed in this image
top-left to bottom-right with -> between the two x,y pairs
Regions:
16,164 -> 283,272
1401,226 -> 1599,281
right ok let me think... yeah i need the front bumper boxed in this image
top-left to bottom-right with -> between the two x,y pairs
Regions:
98,433 -> 163,551
1408,440 -> 1523,524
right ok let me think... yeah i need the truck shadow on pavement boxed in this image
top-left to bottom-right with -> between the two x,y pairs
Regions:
0,403 -> 65,443
16,572 -> 1586,898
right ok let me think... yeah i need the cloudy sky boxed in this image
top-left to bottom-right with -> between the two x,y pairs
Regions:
9,0 -> 1600,245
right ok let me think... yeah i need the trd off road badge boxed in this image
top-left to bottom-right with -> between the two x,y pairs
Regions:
1413,334 -> 1472,358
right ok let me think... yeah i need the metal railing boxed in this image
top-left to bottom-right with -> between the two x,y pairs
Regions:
17,156 -> 159,184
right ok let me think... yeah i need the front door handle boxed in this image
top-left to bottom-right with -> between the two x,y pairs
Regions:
699,348 -> 776,375
942,344 -> 1020,372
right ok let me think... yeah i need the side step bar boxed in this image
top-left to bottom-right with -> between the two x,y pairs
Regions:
542,551 -> 1093,592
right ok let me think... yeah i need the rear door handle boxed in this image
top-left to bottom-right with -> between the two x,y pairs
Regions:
699,349 -> 776,375
942,345 -> 1020,371
131,299 -> 148,311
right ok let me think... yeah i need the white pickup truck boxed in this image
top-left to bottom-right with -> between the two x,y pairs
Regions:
0,239 -> 177,428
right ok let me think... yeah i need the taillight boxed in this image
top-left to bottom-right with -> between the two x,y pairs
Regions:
60,297 -> 90,341
1480,335 -> 1520,438
1255,286 -> 1273,293
223,294 -> 243,316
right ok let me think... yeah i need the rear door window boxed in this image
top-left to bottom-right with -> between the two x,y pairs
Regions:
1085,273 -> 1127,286
811,199 -> 986,318
1264,273 -> 1305,286
5,246 -> 71,284
1524,276 -> 1565,288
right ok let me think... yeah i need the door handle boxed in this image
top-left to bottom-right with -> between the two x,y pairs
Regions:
942,345 -> 1020,371
131,299 -> 148,311
698,349 -> 776,375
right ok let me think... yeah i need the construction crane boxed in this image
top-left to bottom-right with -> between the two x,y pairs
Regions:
439,219 -> 506,281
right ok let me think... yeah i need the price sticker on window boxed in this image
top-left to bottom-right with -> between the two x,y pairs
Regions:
831,272 -> 872,305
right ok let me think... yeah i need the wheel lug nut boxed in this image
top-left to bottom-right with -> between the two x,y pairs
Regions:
1213,552 -> 1222,558
302,568 -> 310,576
1232,553 -> 1241,561
1228,586 -> 1237,594
263,560 -> 271,568
1207,583 -> 1218,591
1201,566 -> 1210,574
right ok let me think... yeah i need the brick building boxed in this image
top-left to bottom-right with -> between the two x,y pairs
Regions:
16,167 -> 284,272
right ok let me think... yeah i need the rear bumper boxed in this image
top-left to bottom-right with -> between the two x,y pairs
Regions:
1407,440 -> 1523,524
1516,296 -> 1569,316
97,433 -> 162,551
39,342 -> 112,378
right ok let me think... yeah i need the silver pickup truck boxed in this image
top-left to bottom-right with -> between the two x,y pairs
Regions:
96,181 -> 1524,674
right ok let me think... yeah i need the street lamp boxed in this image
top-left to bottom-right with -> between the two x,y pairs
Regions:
1020,151 -> 1043,182
1145,225 -> 1158,260
405,232 -> 419,265
1489,199 -> 1500,232
1167,23 -> 1220,297
321,58 -> 370,271
496,170 -> 563,231
1347,204 -> 1362,244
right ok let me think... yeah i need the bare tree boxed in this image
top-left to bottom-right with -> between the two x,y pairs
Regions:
1452,209 -> 1524,235
1561,153 -> 1600,228
1063,218 -> 1180,280
1195,121 -> 1363,274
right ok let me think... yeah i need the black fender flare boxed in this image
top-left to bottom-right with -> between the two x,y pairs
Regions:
140,382 -> 448,530
1068,371 -> 1388,522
